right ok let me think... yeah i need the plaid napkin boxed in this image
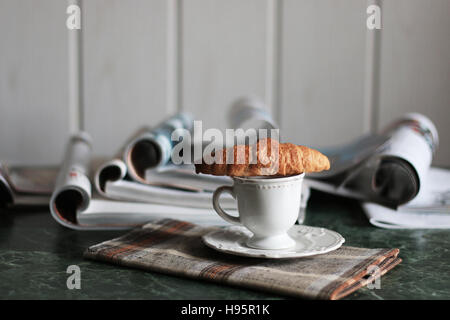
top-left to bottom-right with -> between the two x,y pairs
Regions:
84,219 -> 401,300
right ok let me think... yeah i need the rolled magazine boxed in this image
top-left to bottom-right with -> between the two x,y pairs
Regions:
307,113 -> 439,208
228,96 -> 278,137
363,167 -> 450,229
123,113 -> 194,183
93,112 -> 237,210
50,132 -> 232,230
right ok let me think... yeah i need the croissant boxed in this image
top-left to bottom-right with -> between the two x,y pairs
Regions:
195,138 -> 330,177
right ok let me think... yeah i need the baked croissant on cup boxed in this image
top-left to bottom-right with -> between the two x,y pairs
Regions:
195,138 -> 330,177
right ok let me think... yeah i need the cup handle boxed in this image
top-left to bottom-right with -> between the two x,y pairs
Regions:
212,186 -> 241,225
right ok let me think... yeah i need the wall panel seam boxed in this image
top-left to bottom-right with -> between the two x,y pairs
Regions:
265,0 -> 282,125
68,0 -> 84,132
363,0 -> 382,134
167,0 -> 183,115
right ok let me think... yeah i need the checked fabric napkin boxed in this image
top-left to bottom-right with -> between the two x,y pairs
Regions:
84,219 -> 401,300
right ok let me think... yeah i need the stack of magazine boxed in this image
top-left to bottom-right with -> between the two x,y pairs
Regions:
1,96 -> 448,229
0,97 -> 279,230
0,132 -> 236,229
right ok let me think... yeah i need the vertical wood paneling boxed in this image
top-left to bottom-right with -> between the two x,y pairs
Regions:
378,0 -> 450,166
1,0 -> 449,167
0,0 -> 69,165
181,0 -> 268,131
83,0 -> 168,156
280,0 -> 368,147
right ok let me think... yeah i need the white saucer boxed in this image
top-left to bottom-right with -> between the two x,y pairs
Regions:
202,225 -> 345,259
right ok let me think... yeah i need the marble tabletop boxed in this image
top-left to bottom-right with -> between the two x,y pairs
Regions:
1,191 -> 449,300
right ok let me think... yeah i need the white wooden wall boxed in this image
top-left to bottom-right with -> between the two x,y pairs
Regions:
1,0 -> 449,166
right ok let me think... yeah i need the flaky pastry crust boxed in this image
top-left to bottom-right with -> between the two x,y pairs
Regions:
195,138 -> 330,177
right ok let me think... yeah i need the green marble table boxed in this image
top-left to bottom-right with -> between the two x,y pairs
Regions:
1,191 -> 449,300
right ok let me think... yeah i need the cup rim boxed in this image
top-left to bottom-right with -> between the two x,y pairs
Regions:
232,172 -> 305,184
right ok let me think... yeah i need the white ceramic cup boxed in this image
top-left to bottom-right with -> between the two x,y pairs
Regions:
212,173 -> 305,250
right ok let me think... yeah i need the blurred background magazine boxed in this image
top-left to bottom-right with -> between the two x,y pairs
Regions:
0,163 -> 57,207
